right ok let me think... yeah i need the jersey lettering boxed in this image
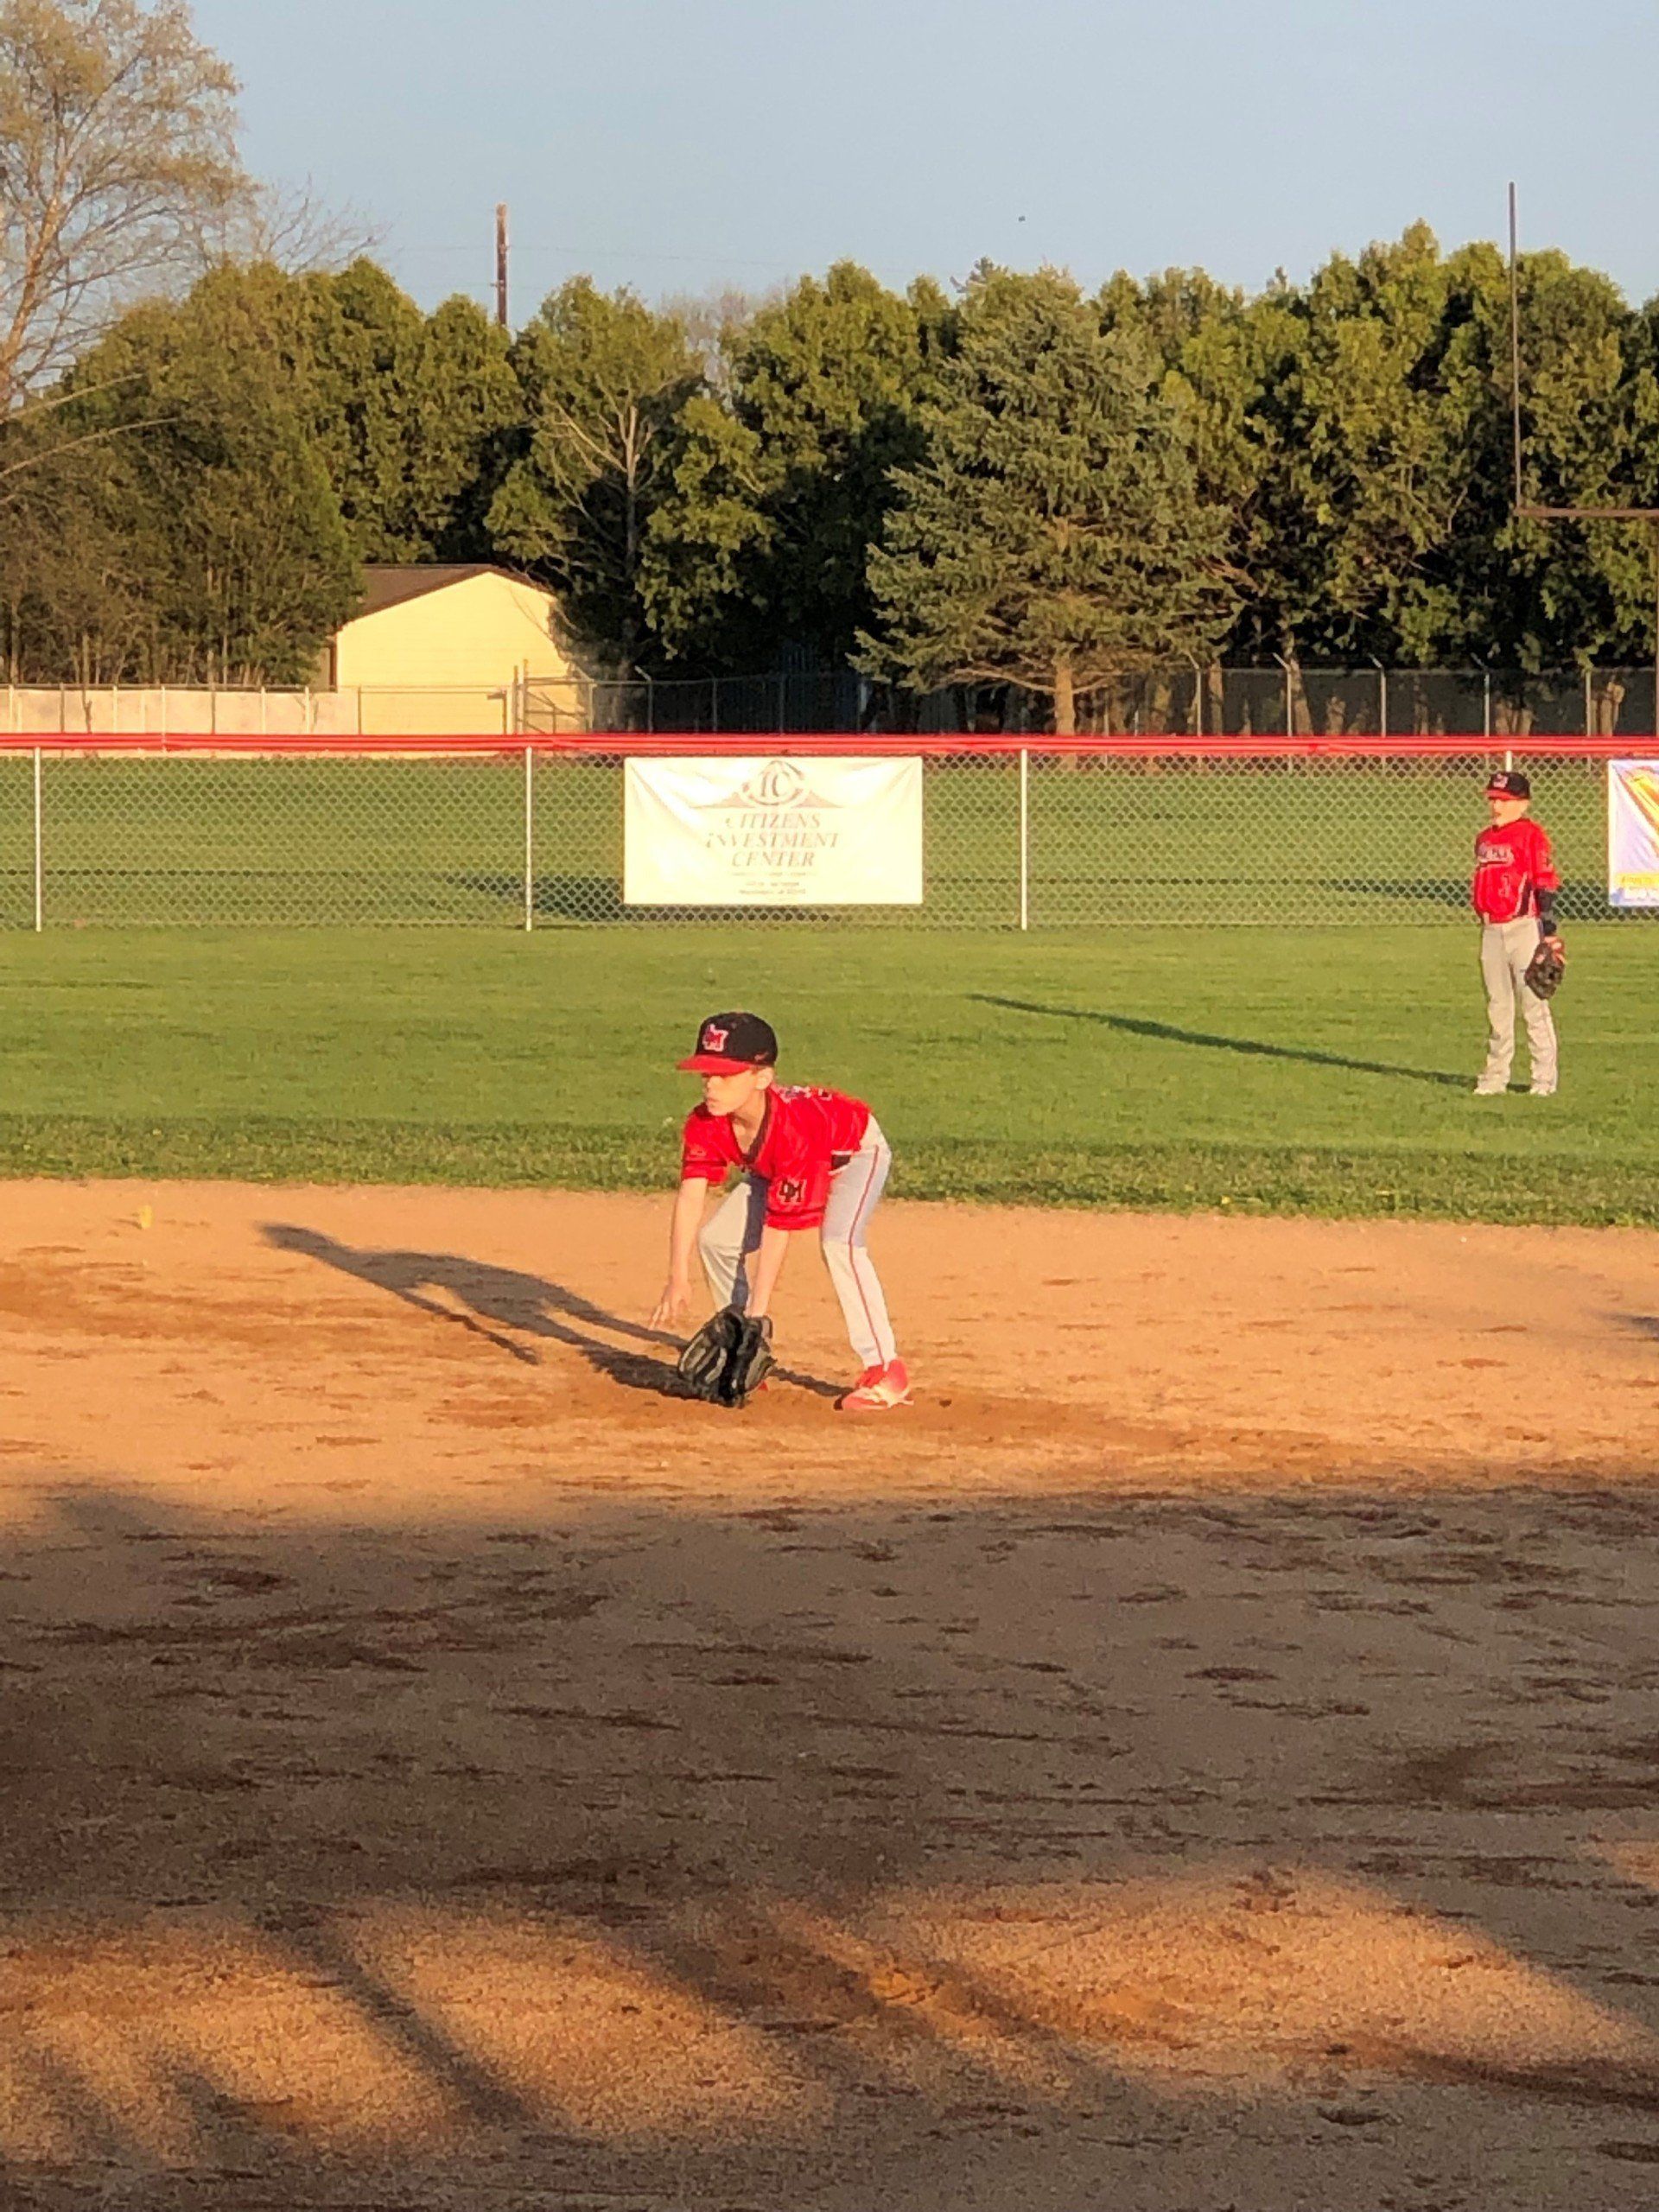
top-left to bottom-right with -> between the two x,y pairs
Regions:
1472,818 -> 1559,923
681,1086 -> 872,1230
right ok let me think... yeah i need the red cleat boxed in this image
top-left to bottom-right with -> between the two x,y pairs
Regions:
838,1358 -> 912,1412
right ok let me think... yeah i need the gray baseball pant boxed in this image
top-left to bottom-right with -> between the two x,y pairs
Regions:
1479,918 -> 1558,1091
696,1118 -> 898,1369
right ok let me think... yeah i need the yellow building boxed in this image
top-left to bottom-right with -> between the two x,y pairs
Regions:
327,564 -> 582,734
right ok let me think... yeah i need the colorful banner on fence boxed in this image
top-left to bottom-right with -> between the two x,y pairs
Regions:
623,755 -> 925,906
1607,760 -> 1659,907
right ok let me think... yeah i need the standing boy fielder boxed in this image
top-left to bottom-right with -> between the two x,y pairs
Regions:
649,1012 -> 911,1411
1471,769 -> 1564,1097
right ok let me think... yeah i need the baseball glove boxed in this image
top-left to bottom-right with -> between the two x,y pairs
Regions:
676,1306 -> 774,1407
677,1306 -> 741,1400
718,1313 -> 774,1407
1524,935 -> 1566,1001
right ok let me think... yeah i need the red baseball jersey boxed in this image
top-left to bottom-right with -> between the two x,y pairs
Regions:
1472,817 -> 1559,923
681,1085 -> 872,1230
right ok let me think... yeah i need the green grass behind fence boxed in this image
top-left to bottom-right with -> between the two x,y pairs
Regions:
3,752 -> 1634,927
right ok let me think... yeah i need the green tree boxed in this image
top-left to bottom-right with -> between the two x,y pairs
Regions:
1439,243 -> 1654,676
301,259 -> 519,562
1099,264 -> 1300,673
487,278 -> 701,671
861,265 -> 1234,734
8,264 -> 359,682
1200,226 -> 1654,677
1276,226 -> 1477,664
643,262 -> 950,668
0,421 -> 155,678
636,391 -> 772,669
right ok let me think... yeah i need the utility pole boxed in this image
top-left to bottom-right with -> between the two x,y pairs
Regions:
494,203 -> 510,331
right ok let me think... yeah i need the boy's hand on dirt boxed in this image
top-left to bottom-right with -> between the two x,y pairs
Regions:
651,1281 -> 690,1330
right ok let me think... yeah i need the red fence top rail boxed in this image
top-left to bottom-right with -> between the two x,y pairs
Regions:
0,731 -> 1649,758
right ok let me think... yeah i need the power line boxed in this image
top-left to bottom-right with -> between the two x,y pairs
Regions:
385,238 -> 809,271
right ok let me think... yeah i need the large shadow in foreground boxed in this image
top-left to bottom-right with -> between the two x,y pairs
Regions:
3,1471 -> 1659,2209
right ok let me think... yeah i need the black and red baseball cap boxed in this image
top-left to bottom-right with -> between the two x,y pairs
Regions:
677,1011 -> 779,1073
1485,769 -> 1531,798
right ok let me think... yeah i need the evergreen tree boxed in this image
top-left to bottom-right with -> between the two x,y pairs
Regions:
861,265 -> 1234,733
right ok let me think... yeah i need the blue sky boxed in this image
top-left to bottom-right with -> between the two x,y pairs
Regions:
191,0 -> 1659,317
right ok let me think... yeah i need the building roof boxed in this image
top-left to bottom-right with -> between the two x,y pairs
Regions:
352,564 -> 549,620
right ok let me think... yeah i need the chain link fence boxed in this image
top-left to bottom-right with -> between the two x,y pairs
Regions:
524,665 -> 1659,737
3,738 -> 1651,931
10,665 -> 1659,741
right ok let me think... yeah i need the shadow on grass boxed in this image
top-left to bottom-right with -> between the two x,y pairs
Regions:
973,995 -> 1468,1089
261,1224 -> 839,1401
1318,875 -> 1475,913
452,874 -> 867,927
446,872 -> 623,923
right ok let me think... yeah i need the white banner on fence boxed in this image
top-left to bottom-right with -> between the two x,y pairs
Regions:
1607,760 -> 1659,906
623,755 -> 924,906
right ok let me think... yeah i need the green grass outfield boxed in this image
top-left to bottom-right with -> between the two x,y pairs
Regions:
0,923 -> 1654,1226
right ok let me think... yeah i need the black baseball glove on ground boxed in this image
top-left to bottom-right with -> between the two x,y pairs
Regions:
677,1306 -> 740,1399
1524,936 -> 1566,1001
717,1313 -> 774,1406
676,1307 -> 774,1406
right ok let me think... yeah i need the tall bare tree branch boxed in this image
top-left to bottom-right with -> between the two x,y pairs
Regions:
0,0 -> 245,416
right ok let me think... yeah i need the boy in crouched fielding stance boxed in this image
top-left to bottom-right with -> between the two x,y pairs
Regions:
649,1012 -> 910,1411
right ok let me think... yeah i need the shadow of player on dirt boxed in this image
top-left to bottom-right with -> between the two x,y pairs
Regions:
973,995 -> 1467,1089
260,1224 -> 839,1401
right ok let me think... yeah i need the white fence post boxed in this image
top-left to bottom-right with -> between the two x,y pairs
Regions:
32,747 -> 42,933
1018,747 -> 1030,931
523,745 -> 534,932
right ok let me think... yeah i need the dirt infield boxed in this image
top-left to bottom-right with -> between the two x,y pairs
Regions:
3,1180 -> 1659,2210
